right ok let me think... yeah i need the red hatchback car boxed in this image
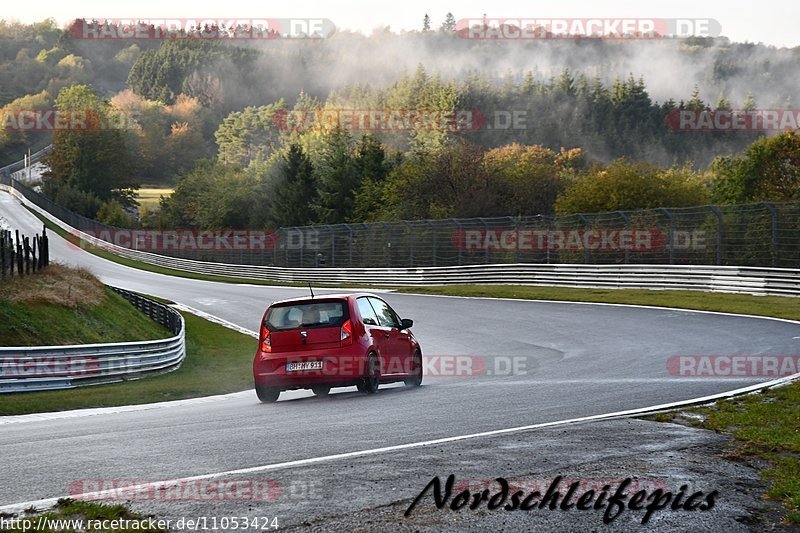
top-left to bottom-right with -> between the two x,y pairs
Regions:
252,293 -> 423,403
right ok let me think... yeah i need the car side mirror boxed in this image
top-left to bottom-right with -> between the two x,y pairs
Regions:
400,318 -> 413,329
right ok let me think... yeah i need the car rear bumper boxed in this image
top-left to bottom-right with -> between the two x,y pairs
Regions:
253,347 -> 369,389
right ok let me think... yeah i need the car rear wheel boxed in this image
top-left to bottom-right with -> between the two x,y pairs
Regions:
312,385 -> 331,396
404,350 -> 423,387
357,352 -> 380,394
255,384 -> 280,403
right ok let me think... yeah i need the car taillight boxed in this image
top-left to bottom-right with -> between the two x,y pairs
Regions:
260,325 -> 271,353
340,319 -> 353,346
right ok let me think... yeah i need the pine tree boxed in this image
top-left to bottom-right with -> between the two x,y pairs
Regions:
270,144 -> 318,227
313,130 -> 360,224
441,13 -> 456,31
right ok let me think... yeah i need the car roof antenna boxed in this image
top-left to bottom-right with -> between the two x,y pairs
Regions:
308,283 -> 315,299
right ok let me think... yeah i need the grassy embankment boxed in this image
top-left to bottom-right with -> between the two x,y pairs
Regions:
0,264 -> 257,415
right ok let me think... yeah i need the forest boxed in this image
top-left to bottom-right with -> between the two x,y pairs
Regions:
0,18 -> 798,229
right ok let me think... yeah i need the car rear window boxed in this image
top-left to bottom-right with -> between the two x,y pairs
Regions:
265,300 -> 349,330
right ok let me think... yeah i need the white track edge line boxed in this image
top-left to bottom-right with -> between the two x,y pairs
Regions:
1,368 -> 797,514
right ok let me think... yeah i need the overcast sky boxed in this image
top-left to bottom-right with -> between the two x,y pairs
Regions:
4,0 -> 798,48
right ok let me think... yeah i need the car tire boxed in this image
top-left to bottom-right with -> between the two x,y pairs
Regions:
312,385 -> 331,396
357,352 -> 380,394
404,350 -> 423,388
255,384 -> 280,403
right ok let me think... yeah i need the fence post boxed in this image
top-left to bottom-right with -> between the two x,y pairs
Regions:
343,224 -> 353,268
427,220 -> 436,267
577,214 -> 591,264
15,230 -> 22,276
382,222 -> 391,268
708,206 -> 724,265
1,231 -> 5,279
452,219 -> 463,266
330,226 -> 336,268
661,208 -> 675,265
404,221 -> 414,267
763,202 -> 778,267
478,218 -> 490,264
617,211 -> 630,264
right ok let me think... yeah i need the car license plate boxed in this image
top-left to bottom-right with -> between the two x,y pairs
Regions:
286,361 -> 323,371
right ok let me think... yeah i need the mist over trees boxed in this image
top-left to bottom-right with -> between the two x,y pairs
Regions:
1,18 -> 799,229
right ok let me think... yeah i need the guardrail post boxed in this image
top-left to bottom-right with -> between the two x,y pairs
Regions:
708,206 -> 724,265
763,202 -> 778,267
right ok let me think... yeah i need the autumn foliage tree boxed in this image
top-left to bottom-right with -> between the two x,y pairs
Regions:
555,158 -> 709,214
711,131 -> 800,203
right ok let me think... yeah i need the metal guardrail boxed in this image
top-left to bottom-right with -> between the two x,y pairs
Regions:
0,145 -> 52,176
0,287 -> 185,393
2,163 -> 800,268
3,177 -> 800,297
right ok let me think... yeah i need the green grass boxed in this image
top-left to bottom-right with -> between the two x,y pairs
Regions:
0,311 -> 256,415
0,287 -> 170,346
0,498 -> 167,532
134,187 -> 173,210
652,384 -> 800,524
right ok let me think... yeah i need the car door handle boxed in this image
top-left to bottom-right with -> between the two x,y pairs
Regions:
384,333 -> 390,338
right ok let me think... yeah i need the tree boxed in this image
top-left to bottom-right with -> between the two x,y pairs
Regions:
96,198 -> 136,227
270,144 -> 318,227
43,84 -> 137,216
555,158 -> 708,214
313,130 -> 360,224
160,160 -> 264,228
381,142 -> 501,220
711,131 -> 800,203
440,13 -> 456,31
423,14 -> 431,32
352,135 -> 396,221
215,101 -> 284,166
483,144 -> 584,216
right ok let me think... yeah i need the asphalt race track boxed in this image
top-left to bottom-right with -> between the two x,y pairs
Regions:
1,190 -> 797,531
